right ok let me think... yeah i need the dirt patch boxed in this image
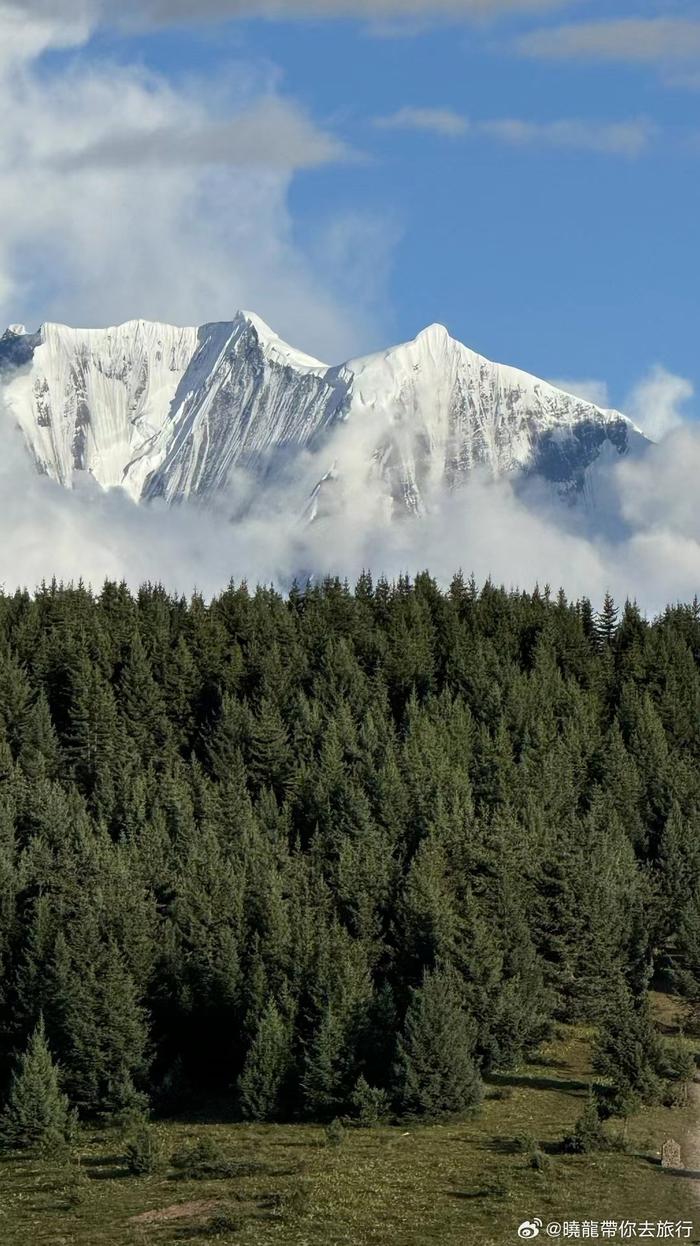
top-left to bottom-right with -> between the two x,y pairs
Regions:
129,1199 -> 222,1225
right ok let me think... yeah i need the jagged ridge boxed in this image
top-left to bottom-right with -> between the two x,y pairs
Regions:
0,314 -> 646,516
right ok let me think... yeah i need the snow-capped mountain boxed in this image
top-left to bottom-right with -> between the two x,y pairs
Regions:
0,314 -> 646,518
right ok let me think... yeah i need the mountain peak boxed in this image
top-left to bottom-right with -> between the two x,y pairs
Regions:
415,322 -> 452,343
234,309 -> 327,372
0,308 -> 646,515
2,324 -> 27,340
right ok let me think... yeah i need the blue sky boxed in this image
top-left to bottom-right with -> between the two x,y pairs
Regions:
2,1 -> 699,415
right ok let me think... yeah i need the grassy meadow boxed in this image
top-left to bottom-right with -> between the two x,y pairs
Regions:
2,998 -> 699,1246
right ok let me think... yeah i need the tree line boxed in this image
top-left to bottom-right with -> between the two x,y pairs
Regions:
0,573 -> 698,1141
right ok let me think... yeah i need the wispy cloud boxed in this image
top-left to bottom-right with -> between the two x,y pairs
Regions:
25,0 -> 578,25
548,378 -> 610,407
57,98 -> 353,173
626,365 -> 695,442
516,18 -> 700,83
373,108 -> 656,156
374,107 -> 469,137
477,116 -> 655,156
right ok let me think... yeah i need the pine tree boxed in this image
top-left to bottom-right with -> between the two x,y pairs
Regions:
0,1019 -> 73,1152
237,998 -> 292,1121
248,698 -> 293,799
593,988 -> 664,1106
595,593 -> 619,648
47,932 -> 150,1118
396,964 -> 482,1119
17,692 -> 60,780
302,1005 -> 347,1120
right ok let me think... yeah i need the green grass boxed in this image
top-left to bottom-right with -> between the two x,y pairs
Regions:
1,1012 -> 699,1246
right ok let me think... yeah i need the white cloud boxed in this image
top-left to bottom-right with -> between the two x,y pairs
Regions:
57,97 -> 354,173
549,378 -> 610,407
373,109 -> 655,156
0,7 -> 384,362
516,18 -> 700,72
21,0 -> 577,26
477,116 -> 655,157
626,365 -> 695,442
375,107 -> 469,137
2,356 -> 700,617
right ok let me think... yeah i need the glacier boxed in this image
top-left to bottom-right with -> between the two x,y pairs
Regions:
0,314 -> 647,520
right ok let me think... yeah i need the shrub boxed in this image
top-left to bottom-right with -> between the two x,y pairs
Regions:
170,1136 -> 225,1170
124,1123 -> 163,1175
324,1117 -> 345,1148
563,1093 -> 606,1155
660,1043 -> 696,1106
283,1185 -> 311,1218
529,1147 -> 551,1173
205,1207 -> 244,1236
487,1087 -> 514,1102
57,1163 -> 91,1209
350,1076 -> 390,1126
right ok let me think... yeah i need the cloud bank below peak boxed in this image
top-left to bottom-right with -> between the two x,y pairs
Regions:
1,384 -> 700,615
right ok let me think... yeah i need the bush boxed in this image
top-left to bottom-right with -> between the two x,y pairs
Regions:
605,1129 -> 631,1153
170,1136 -> 225,1170
283,1186 -> 311,1218
57,1163 -> 91,1209
528,1147 -> 551,1173
124,1123 -> 163,1175
487,1087 -> 514,1102
662,1043 -> 696,1078
350,1076 -> 390,1126
204,1207 -> 244,1236
563,1093 -> 606,1155
324,1117 -> 345,1148
606,1086 -> 642,1120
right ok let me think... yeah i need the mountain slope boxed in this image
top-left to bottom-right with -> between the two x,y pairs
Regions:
0,315 -> 646,517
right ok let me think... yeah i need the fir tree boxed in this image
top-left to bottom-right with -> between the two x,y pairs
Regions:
0,1019 -> 73,1152
595,592 -> 619,648
593,988 -> 665,1106
237,998 -> 292,1121
396,964 -> 482,1119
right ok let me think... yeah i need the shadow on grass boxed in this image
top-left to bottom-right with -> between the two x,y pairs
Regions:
168,1161 -> 299,1182
447,1185 -> 509,1201
530,1056 -> 570,1071
86,1165 -> 131,1180
482,1136 -> 567,1157
488,1072 -> 599,1095
81,1154 -> 125,1169
78,1153 -> 131,1180
640,1154 -> 700,1179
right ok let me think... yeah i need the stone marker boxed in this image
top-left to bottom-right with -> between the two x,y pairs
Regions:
662,1138 -> 682,1169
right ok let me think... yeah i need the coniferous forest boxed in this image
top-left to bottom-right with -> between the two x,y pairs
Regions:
0,573 -> 699,1141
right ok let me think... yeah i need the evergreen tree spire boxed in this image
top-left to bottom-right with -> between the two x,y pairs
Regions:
0,1018 -> 73,1152
396,963 -> 482,1119
237,998 -> 292,1121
